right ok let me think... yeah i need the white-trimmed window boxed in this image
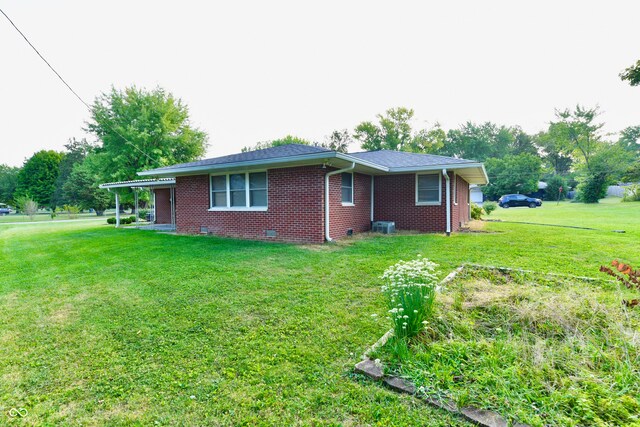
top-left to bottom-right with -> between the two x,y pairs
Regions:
416,173 -> 441,205
210,172 -> 268,210
341,172 -> 353,205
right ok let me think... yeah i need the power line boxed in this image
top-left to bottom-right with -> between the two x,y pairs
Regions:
0,7 -> 155,163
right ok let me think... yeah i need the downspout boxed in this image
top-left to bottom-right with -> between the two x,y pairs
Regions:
370,175 -> 374,225
443,169 -> 451,236
325,162 -> 355,242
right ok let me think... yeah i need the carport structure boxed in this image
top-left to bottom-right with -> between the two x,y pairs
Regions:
99,178 -> 176,230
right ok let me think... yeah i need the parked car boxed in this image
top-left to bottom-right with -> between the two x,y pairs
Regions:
0,206 -> 12,215
498,194 -> 542,208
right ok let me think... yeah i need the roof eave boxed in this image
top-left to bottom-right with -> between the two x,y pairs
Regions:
388,163 -> 489,185
138,152 -> 389,177
99,178 -> 177,189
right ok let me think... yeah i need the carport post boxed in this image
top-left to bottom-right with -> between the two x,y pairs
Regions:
115,191 -> 120,227
134,188 -> 139,226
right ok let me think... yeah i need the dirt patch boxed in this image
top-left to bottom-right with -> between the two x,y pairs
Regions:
48,306 -> 75,325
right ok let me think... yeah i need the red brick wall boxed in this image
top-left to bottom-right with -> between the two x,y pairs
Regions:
154,188 -> 172,224
174,166 -> 326,243
373,171 -> 468,233
328,172 -> 372,239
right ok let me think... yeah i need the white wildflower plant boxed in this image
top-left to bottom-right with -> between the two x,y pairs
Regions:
381,256 -> 440,339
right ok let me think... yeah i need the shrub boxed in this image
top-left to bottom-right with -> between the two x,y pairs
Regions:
138,209 -> 149,220
381,257 -> 439,339
128,215 -> 137,222
62,204 -> 81,219
106,217 -> 116,224
482,201 -> 497,216
577,173 -> 607,203
15,195 -> 38,220
470,203 -> 484,220
545,175 -> 568,201
121,217 -> 132,225
622,184 -> 640,202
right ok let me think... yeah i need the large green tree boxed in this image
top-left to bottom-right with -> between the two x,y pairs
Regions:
52,138 -> 94,208
535,130 -> 574,175
482,154 -> 542,200
0,165 -> 20,204
440,122 -> 516,161
353,107 -> 444,153
87,86 -> 208,183
15,150 -> 63,208
62,155 -> 111,215
617,126 -> 640,155
620,60 -> 640,86
548,105 -> 604,173
241,135 -> 312,153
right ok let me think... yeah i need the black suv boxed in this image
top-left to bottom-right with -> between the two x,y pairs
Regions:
498,194 -> 542,208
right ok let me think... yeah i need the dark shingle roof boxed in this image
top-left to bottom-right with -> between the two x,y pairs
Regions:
149,144 -> 331,172
349,150 -> 478,168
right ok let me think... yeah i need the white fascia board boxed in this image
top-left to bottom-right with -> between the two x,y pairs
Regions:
389,163 -> 489,184
335,153 -> 389,172
99,179 -> 176,189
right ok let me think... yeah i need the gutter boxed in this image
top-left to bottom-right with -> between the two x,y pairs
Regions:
325,162 -> 355,242
443,169 -> 451,236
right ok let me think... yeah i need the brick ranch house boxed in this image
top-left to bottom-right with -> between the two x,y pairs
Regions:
102,144 -> 488,243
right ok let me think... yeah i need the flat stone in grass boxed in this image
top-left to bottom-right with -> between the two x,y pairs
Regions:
383,376 -> 416,394
459,406 -> 514,427
354,359 -> 383,381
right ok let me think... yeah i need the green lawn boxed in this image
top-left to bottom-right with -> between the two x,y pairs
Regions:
0,211 -> 115,223
0,200 -> 638,425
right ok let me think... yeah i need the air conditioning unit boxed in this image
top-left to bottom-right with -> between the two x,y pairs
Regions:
372,221 -> 396,234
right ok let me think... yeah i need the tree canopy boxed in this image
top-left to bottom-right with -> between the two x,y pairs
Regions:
52,138 -> 94,208
87,86 -> 208,183
482,154 -> 542,200
0,165 -> 19,204
620,60 -> 640,86
62,155 -> 111,215
354,107 -> 444,153
15,150 -> 63,207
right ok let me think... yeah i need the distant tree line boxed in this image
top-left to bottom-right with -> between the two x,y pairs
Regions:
243,105 -> 639,203
0,86 -> 208,215
1,61 -> 638,210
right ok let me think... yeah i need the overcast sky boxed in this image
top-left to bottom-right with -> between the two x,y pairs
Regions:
1,0 -> 638,167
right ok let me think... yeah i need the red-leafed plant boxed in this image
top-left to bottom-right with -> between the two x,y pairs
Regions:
600,260 -> 640,307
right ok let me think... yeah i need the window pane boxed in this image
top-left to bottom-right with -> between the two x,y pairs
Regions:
250,190 -> 267,207
249,172 -> 267,189
342,187 -> 353,203
342,172 -> 352,187
417,174 -> 440,203
418,174 -> 438,189
230,190 -> 246,207
211,175 -> 226,191
229,174 -> 245,190
418,189 -> 439,202
212,192 -> 227,207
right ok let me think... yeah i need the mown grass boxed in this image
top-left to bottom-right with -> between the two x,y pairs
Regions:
0,211 -> 111,223
0,199 -> 638,425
